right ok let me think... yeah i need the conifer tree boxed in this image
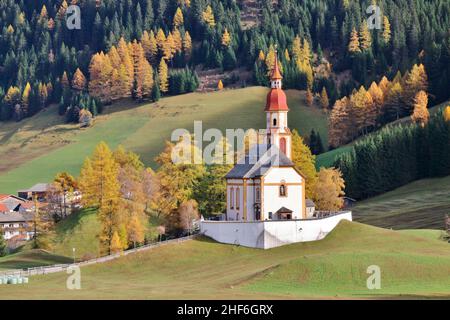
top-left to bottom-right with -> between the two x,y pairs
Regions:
411,90 -> 429,127
348,28 -> 361,53
320,87 -> 329,110
217,80 -> 224,90
202,5 -> 216,28
21,82 -> 31,116
382,16 -> 391,44
221,28 -> 231,47
183,31 -> 192,58
173,7 -> 184,28
158,58 -> 169,93
306,89 -> 313,106
359,23 -> 372,51
72,68 -> 86,91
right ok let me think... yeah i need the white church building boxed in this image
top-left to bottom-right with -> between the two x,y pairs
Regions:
200,55 -> 352,249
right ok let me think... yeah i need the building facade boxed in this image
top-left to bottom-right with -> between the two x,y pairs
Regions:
225,55 -> 306,222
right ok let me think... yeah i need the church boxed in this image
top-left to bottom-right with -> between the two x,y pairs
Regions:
225,55 -> 308,221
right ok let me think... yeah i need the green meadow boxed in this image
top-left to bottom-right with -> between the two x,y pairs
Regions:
0,221 -> 448,299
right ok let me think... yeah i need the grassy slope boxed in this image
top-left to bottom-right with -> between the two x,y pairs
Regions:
0,87 -> 327,194
316,100 -> 449,169
0,221 -> 448,299
352,175 -> 450,229
0,250 -> 72,271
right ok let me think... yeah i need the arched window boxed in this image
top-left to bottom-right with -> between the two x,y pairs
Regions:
256,187 -> 260,202
279,181 -> 287,197
279,137 -> 286,154
236,188 -> 240,209
273,117 -> 277,126
230,187 -> 234,209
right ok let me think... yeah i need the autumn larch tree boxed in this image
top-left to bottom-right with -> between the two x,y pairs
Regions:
411,90 -> 429,127
72,68 -> 87,91
320,87 -> 329,111
158,58 -> 169,93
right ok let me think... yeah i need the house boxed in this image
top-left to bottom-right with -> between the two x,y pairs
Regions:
17,183 -> 51,201
200,53 -> 352,249
306,199 -> 316,218
0,211 -> 33,241
0,194 -> 27,212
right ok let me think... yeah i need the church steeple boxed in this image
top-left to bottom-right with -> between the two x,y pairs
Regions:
270,53 -> 283,89
264,50 -> 292,159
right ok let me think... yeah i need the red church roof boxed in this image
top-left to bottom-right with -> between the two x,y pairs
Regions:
265,88 -> 289,111
265,54 -> 289,111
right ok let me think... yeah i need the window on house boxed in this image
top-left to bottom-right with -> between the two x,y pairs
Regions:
236,188 -> 240,210
256,187 -> 260,202
230,187 -> 234,209
279,183 -> 287,197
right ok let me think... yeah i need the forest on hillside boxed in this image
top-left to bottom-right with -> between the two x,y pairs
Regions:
0,0 -> 449,134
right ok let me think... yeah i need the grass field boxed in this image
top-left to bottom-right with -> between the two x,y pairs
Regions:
0,221 -> 448,299
0,250 -> 72,271
0,87 -> 327,194
352,175 -> 450,229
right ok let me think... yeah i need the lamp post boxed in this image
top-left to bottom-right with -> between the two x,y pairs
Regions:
72,247 -> 76,264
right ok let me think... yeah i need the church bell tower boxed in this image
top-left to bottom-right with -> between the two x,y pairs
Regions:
264,53 -> 292,159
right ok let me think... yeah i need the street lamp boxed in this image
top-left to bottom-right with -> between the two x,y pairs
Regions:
72,247 -> 76,264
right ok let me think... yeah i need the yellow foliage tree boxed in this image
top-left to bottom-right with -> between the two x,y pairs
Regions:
72,68 -> 87,91
217,80 -> 224,90
202,5 -> 216,28
221,28 -> 231,47
382,16 -> 391,44
444,106 -> 450,122
158,58 -> 169,93
320,87 -> 329,110
258,50 -> 265,61
411,90 -> 429,127
110,231 -> 123,254
291,130 -> 317,199
183,31 -> 192,58
313,168 -> 345,211
359,23 -> 372,51
173,7 -> 184,28
348,28 -> 361,53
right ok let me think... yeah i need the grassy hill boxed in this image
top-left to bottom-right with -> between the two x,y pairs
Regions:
352,175 -> 450,230
0,221 -> 448,299
0,87 -> 327,194
0,250 -> 72,271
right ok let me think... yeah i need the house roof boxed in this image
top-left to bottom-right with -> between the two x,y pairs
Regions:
17,183 -> 50,193
225,144 -> 294,179
306,199 -> 315,207
0,203 -> 8,212
0,212 -> 33,223
275,206 -> 293,214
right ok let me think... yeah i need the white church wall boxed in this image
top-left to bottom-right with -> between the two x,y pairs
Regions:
263,167 -> 304,219
200,211 -> 352,249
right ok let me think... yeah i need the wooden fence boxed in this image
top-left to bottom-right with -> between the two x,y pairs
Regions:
0,234 -> 200,278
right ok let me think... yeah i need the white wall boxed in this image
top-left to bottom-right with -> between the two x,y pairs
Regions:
201,211 -> 352,249
263,167 -> 303,219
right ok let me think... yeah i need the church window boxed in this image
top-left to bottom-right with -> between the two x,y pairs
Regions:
279,181 -> 287,197
256,187 -> 260,202
230,188 -> 234,209
236,188 -> 240,209
280,137 -> 286,154
273,117 -> 277,126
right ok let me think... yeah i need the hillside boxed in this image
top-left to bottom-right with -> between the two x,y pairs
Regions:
352,175 -> 450,230
0,221 -> 448,299
0,87 -> 327,194
0,250 -> 71,271
316,100 -> 450,169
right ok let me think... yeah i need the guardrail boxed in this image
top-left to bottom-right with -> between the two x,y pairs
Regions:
0,233 -> 201,278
